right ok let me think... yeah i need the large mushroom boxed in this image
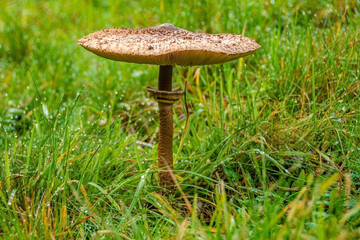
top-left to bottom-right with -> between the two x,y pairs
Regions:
78,24 -> 260,188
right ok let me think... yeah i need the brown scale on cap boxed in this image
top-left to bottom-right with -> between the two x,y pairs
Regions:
78,24 -> 261,66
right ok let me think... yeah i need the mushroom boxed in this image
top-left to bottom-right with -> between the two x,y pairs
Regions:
78,24 -> 260,188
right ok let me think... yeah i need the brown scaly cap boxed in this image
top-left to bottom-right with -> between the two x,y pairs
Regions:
78,23 -> 261,66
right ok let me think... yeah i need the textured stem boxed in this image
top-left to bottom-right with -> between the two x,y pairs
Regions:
157,65 -> 174,187
157,102 -> 174,187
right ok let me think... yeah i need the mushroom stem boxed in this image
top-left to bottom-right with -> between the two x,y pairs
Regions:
147,67 -> 183,189
157,65 -> 174,187
157,101 -> 175,187
158,65 -> 173,91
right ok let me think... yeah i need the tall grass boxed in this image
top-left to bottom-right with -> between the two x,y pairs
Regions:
0,0 -> 359,239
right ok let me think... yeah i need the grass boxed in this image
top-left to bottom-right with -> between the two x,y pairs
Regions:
0,0 -> 360,239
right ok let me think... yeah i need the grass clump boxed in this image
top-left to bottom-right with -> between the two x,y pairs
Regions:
0,0 -> 359,239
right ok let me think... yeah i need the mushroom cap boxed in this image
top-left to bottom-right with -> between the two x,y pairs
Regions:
78,24 -> 261,66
